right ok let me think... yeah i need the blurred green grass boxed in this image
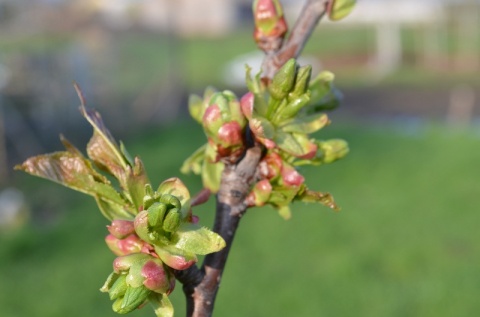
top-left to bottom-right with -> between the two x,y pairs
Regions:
4,26 -> 479,100
2,121 -> 479,317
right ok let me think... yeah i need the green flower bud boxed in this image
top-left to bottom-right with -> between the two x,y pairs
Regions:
143,184 -> 155,210
277,93 -> 311,120
134,210 -> 156,244
147,202 -> 167,228
108,274 -> 128,300
289,65 -> 312,100
269,59 -> 297,100
113,284 -> 150,314
162,208 -> 181,233
328,0 -> 356,21
318,139 -> 349,163
158,194 -> 181,210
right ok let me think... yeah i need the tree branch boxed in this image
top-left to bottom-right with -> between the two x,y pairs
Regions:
192,146 -> 261,317
178,1 -> 331,315
261,0 -> 330,80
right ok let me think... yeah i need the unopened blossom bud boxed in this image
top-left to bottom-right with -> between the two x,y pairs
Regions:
328,0 -> 356,21
289,65 -> 312,100
296,135 -> 318,160
134,210 -> 155,243
107,274 -> 128,301
253,0 -> 288,52
102,253 -> 174,314
217,121 -> 244,149
147,202 -> 167,229
259,152 -> 283,180
246,179 -> 273,206
162,208 -> 182,233
107,220 -> 135,239
203,104 -> 224,140
155,246 -> 197,271
143,184 -> 155,210
281,164 -> 305,187
112,285 -> 150,314
269,59 -> 297,100
112,254 -> 174,294
278,94 -> 311,119
240,92 -> 254,119
158,194 -> 181,210
105,233 -> 145,256
318,139 -> 349,163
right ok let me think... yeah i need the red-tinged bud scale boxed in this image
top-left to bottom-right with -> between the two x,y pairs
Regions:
246,179 -> 273,206
155,247 -> 197,271
259,152 -> 283,179
203,105 -> 223,138
141,260 -> 172,294
240,92 -> 254,119
281,164 -> 305,187
253,0 -> 288,52
107,220 -> 135,239
218,121 -> 243,148
105,234 -> 145,256
298,142 -> 318,160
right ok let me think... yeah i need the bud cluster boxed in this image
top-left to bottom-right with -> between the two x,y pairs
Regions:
101,179 -> 225,315
240,58 -> 349,217
183,89 -> 249,192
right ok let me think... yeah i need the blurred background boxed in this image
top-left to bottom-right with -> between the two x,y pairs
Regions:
1,0 -> 479,316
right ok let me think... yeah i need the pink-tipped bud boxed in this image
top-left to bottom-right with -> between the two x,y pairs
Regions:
155,247 -> 197,271
202,104 -> 224,139
240,92 -> 254,119
259,152 -> 283,180
246,179 -> 273,207
253,0 -> 288,51
281,164 -> 305,187
106,234 -> 145,256
107,220 -> 135,239
141,259 -> 174,294
298,142 -> 318,160
113,253 -> 147,273
217,121 -> 243,148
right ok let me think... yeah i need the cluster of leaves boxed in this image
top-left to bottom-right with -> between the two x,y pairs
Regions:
182,59 -> 348,219
15,87 -> 226,317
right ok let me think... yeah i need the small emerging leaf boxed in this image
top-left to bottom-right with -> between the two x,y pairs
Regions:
172,223 -> 226,255
181,144 -> 207,175
15,152 -> 134,220
280,113 -> 330,134
149,293 -> 174,317
328,0 -> 356,21
296,188 -> 339,211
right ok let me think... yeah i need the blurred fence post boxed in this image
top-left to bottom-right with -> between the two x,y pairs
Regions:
373,22 -> 401,77
447,84 -> 475,126
0,100 -> 7,186
454,1 -> 480,72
